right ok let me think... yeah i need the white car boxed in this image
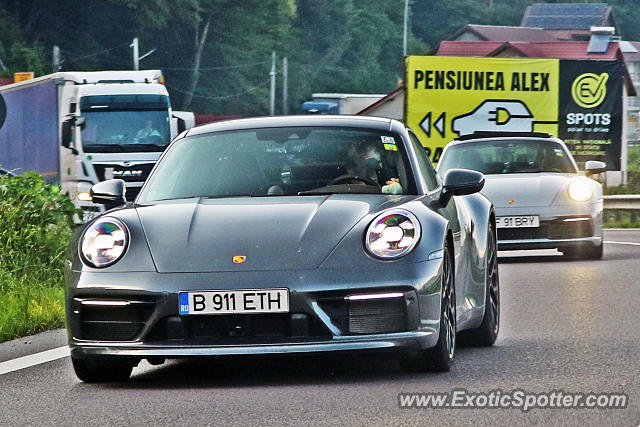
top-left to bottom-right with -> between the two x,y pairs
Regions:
438,132 -> 605,259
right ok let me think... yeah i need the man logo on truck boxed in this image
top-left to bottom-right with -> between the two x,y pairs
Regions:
113,170 -> 143,178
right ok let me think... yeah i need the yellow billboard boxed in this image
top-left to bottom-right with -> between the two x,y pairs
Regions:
405,56 -> 559,162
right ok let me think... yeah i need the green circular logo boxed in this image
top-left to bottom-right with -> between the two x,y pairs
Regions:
571,73 -> 608,108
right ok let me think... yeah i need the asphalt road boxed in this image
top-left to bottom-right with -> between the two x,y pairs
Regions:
1,229 -> 639,426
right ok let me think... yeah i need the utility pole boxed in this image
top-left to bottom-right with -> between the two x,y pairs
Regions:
130,37 -> 139,71
270,51 -> 276,116
403,0 -> 409,57
52,45 -> 61,72
282,57 -> 288,115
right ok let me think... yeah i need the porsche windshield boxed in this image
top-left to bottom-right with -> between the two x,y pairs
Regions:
80,94 -> 171,153
438,139 -> 577,175
138,126 -> 417,202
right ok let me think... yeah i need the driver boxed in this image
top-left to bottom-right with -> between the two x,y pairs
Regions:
345,139 -> 382,183
135,120 -> 161,142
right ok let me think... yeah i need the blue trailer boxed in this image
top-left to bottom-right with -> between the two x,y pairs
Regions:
0,80 -> 60,183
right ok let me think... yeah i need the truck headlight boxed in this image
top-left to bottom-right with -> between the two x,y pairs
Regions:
76,182 -> 93,202
77,192 -> 92,201
81,218 -> 128,267
568,178 -> 593,202
365,209 -> 420,259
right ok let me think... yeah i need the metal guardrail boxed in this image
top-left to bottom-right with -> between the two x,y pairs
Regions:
603,195 -> 640,210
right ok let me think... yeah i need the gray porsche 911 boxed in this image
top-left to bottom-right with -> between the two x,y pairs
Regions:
65,115 -> 499,382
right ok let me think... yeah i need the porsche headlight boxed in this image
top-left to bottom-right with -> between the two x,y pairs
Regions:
366,209 -> 421,259
568,178 -> 593,202
81,218 -> 128,267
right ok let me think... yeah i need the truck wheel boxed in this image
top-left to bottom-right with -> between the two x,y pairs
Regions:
72,356 -> 135,383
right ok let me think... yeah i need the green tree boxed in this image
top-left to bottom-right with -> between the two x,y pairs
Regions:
0,8 -> 47,76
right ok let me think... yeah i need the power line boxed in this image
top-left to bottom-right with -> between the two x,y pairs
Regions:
166,78 -> 271,101
62,42 -> 130,64
314,65 -> 398,74
161,60 -> 271,71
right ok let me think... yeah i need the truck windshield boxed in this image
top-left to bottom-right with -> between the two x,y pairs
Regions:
79,94 -> 171,153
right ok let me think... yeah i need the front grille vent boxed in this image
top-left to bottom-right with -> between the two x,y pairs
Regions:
347,298 -> 407,334
76,299 -> 154,341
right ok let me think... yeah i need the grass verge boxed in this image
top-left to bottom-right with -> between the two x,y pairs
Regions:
0,273 -> 65,342
0,172 -> 77,343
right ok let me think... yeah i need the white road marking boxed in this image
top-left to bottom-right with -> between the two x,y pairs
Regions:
0,346 -> 69,376
604,241 -> 640,246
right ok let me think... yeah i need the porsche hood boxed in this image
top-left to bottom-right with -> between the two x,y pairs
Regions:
481,174 -> 572,208
136,195 -> 413,273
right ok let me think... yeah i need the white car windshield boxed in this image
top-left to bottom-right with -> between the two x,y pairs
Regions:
438,139 -> 577,175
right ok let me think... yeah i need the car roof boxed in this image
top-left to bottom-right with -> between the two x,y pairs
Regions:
185,115 -> 398,137
446,132 -> 565,147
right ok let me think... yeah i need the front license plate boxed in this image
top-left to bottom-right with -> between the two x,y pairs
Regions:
496,215 -> 540,228
179,289 -> 289,315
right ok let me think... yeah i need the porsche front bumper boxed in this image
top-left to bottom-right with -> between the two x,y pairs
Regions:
66,259 -> 444,360
494,202 -> 603,251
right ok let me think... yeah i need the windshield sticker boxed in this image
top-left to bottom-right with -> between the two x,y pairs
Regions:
381,136 -> 398,151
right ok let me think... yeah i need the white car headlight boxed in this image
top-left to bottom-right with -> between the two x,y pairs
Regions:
81,218 -> 128,267
365,209 -> 421,259
568,178 -> 593,202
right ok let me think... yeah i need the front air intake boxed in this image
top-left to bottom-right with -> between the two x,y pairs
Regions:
75,298 -> 154,341
347,297 -> 407,334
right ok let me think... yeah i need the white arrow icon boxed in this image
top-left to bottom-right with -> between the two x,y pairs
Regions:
420,112 -> 446,138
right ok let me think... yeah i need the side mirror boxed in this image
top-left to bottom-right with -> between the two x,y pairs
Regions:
61,118 -> 72,148
440,168 -> 485,206
176,117 -> 186,134
61,115 -> 82,154
90,179 -> 127,209
584,160 -> 606,176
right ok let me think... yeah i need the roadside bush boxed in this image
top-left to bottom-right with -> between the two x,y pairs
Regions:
0,172 -> 78,341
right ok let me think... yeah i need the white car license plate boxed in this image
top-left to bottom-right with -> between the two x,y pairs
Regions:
496,215 -> 540,228
179,289 -> 289,315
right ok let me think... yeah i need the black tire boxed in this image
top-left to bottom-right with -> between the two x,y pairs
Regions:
400,239 -> 455,372
458,223 -> 500,347
72,356 -> 134,383
562,243 -> 603,260
587,243 -> 604,259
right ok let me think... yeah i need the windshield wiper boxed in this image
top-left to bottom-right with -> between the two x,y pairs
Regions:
298,184 -> 381,196
150,193 -> 282,202
297,190 -> 335,196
